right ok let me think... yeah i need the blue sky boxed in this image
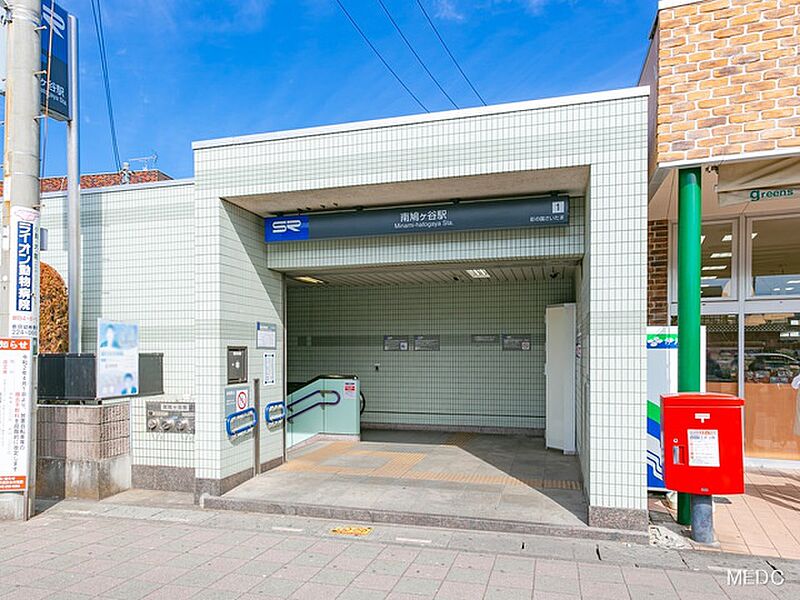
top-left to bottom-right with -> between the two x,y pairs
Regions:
28,0 -> 656,179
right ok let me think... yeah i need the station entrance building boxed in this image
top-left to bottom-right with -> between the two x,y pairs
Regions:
39,87 -> 649,531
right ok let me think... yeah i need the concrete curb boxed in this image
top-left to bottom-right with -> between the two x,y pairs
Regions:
201,496 -> 649,545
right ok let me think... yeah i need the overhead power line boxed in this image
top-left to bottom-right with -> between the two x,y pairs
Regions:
376,0 -> 458,109
334,0 -> 429,112
91,0 -> 122,172
414,0 -> 486,106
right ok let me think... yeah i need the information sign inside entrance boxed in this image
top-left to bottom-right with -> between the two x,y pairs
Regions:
413,335 -> 440,351
383,336 -> 409,351
502,334 -> 531,351
265,196 -> 569,243
0,339 -> 33,492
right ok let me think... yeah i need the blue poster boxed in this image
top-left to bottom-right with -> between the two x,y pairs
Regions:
96,320 -> 139,399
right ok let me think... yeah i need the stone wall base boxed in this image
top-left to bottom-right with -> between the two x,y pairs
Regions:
132,465 -> 194,492
194,456 -> 284,503
36,402 -> 132,500
37,454 -> 131,500
588,505 -> 648,531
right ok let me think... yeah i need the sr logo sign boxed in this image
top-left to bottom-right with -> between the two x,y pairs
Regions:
265,216 -> 309,241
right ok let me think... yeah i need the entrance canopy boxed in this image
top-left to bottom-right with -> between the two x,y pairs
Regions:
649,156 -> 800,221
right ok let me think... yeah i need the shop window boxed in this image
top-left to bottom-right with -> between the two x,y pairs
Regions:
672,221 -> 736,301
704,314 -> 739,393
744,313 -> 800,461
700,222 -> 734,299
671,314 -> 738,394
750,217 -> 800,297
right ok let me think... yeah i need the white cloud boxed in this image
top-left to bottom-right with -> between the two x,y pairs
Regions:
434,0 -> 466,22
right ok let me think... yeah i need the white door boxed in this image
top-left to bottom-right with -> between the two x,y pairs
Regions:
545,303 -> 576,454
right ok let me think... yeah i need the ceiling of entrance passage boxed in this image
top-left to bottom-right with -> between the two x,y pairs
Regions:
224,166 -> 589,217
286,261 -> 577,287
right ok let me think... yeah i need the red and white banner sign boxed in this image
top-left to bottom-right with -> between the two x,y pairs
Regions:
0,338 -> 33,492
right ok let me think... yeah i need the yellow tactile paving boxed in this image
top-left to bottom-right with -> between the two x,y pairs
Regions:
277,441 -> 582,491
443,432 -> 476,447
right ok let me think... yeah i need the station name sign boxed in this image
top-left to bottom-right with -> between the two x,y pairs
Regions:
265,196 -> 569,243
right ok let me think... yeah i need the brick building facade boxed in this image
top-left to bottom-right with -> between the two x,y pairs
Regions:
654,0 -> 800,164
644,0 -> 800,464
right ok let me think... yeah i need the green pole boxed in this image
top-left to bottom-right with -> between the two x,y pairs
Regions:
677,167 -> 702,527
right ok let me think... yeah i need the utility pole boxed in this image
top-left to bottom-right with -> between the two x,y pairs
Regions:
677,167 -> 714,544
67,13 -> 79,353
0,0 -> 42,520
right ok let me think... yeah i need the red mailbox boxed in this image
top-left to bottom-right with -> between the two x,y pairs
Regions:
661,393 -> 745,495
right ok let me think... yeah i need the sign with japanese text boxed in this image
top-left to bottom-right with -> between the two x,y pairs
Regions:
40,2 -> 71,120
502,334 -> 531,351
96,320 -> 139,399
0,3 -> 71,119
0,338 -> 33,492
265,196 -> 569,243
8,207 -> 40,342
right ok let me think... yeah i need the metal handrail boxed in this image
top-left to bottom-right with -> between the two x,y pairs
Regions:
286,389 -> 341,422
265,400 -> 286,424
226,407 -> 257,436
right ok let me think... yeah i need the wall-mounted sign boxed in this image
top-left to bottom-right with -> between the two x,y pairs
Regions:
265,196 -> 569,243
96,320 -> 139,399
383,336 -> 409,351
471,334 -> 499,345
8,207 -> 41,342
502,334 -> 531,351
257,322 -> 277,349
413,335 -> 440,351
263,352 -> 276,386
225,385 -> 251,414
0,339 -> 33,492
145,401 -> 195,434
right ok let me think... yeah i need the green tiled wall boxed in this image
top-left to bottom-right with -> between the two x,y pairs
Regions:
287,278 -> 574,430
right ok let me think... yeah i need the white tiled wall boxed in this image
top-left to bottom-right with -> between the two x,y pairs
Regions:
40,180 -> 197,470
195,89 -> 649,512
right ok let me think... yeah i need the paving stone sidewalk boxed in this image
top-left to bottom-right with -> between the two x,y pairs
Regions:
0,498 -> 797,599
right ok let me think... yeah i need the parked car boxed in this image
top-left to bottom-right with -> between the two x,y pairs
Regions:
745,353 -> 800,384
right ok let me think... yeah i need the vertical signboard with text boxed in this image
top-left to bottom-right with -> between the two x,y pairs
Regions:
40,2 -> 71,120
0,2 -> 72,120
0,339 -> 33,492
8,207 -> 41,344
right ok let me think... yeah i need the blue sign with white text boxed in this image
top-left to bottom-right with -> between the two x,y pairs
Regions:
41,2 -> 70,120
265,215 -> 310,242
15,221 -> 34,312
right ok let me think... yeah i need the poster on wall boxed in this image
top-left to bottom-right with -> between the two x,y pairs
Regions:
646,326 -> 706,491
383,336 -> 409,351
96,320 -> 140,399
413,335 -> 440,351
0,338 -> 33,492
263,352 -> 276,386
8,207 -> 41,343
257,322 -> 277,349
502,334 -> 531,351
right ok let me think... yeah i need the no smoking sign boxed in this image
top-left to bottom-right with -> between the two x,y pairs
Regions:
236,390 -> 249,410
